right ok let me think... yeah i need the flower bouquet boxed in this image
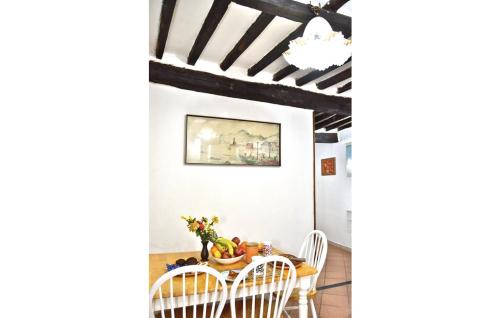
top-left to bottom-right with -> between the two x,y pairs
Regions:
181,215 -> 219,261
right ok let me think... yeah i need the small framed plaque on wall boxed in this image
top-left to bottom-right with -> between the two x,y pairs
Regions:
321,157 -> 336,176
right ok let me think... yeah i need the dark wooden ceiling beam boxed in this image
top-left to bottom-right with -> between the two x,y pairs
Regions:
248,24 -> 305,76
150,61 -> 351,115
273,65 -> 299,81
337,122 -> 352,131
155,0 -> 177,59
231,0 -> 351,36
323,0 -> 350,12
220,13 -> 275,71
337,81 -> 351,94
187,0 -> 231,65
317,68 -> 352,90
315,133 -> 339,143
315,114 -> 342,130
296,57 -> 351,86
315,112 -> 335,123
325,116 -> 351,131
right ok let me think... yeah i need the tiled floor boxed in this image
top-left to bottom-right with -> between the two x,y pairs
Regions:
287,243 -> 351,318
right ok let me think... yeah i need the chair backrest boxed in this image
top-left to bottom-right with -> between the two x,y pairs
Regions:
298,230 -> 328,290
230,255 -> 297,318
149,265 -> 228,318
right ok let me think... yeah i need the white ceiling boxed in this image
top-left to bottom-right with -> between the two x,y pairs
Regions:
149,0 -> 351,97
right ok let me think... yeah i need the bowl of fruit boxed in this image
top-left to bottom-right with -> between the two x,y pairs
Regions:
210,237 -> 246,265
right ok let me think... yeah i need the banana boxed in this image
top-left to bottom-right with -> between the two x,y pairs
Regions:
219,237 -> 236,248
225,238 -> 237,248
216,238 -> 234,256
226,243 -> 234,256
222,238 -> 236,255
215,242 -> 227,253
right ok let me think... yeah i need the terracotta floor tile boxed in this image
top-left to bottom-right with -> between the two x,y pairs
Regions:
320,305 -> 349,318
319,305 -> 336,318
325,270 -> 347,279
328,259 -> 342,264
327,256 -> 341,262
322,285 -> 347,294
327,257 -> 342,263
327,257 -> 344,263
321,294 -> 349,308
328,250 -> 344,256
347,285 -> 351,304
325,264 -> 346,274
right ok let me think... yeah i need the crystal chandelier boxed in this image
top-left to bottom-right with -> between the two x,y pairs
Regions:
283,11 -> 351,71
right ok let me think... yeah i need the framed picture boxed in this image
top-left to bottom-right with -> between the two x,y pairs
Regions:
321,157 -> 336,175
185,114 -> 281,166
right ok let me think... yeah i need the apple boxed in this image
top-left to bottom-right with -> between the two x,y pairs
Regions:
234,247 -> 244,257
239,241 -> 247,252
232,237 -> 241,245
221,252 -> 230,259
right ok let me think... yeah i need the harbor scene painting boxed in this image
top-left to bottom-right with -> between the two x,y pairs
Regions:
185,115 -> 281,166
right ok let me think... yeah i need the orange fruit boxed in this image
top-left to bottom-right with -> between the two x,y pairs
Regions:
210,245 -> 218,255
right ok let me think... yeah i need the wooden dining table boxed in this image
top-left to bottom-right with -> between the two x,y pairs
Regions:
149,247 -> 317,318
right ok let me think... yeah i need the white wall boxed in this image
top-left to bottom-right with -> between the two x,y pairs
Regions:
315,141 -> 352,248
150,83 -> 314,255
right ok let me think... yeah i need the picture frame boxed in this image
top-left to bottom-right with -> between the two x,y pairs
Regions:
185,114 -> 281,166
321,157 -> 336,176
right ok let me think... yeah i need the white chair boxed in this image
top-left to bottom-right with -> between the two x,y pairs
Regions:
284,230 -> 328,318
149,265 -> 228,318
230,255 -> 297,318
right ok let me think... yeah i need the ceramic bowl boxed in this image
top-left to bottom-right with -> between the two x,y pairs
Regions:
211,254 -> 245,265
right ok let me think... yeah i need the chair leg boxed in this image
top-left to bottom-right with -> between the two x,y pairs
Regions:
310,299 -> 317,318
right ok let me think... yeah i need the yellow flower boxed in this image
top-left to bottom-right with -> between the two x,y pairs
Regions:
211,216 -> 219,224
189,221 -> 199,232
